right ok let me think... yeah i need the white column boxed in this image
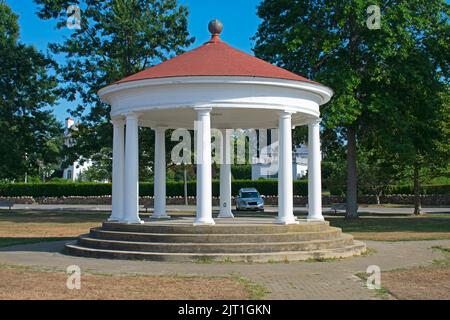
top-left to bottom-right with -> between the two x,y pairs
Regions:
307,118 -> 324,221
218,129 -> 234,218
153,127 -> 170,218
194,107 -> 215,225
123,113 -> 142,224
109,118 -> 125,222
275,111 -> 298,224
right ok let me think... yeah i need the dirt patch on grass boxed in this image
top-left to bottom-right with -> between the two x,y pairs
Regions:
0,265 -> 251,300
0,223 -> 98,238
381,266 -> 450,300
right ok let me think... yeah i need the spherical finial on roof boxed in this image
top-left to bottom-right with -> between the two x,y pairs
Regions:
208,19 -> 223,35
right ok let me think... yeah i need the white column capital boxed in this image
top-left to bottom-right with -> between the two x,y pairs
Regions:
279,110 -> 294,118
110,117 -> 125,126
194,106 -> 212,114
308,117 -> 322,126
124,112 -> 140,120
153,127 -> 167,133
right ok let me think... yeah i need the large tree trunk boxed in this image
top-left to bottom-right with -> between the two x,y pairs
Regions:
346,126 -> 358,219
413,161 -> 422,215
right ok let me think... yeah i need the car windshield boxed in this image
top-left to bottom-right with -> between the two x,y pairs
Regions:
241,192 -> 259,198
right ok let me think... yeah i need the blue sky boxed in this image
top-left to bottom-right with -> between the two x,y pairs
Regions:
5,0 -> 262,122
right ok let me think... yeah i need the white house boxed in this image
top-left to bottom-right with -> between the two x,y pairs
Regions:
252,144 -> 310,180
62,117 -> 92,181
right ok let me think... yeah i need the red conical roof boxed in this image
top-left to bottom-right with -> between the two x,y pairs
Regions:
117,34 -> 315,84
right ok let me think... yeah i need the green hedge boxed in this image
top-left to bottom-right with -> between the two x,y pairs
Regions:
329,183 -> 450,196
2,182 -> 448,198
0,180 -> 309,197
386,184 -> 450,195
231,165 -> 252,180
0,183 -> 113,197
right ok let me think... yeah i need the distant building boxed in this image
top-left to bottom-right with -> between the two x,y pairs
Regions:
62,118 -> 92,181
251,144 -> 310,180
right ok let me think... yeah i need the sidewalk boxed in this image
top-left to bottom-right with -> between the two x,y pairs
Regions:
1,204 -> 449,215
1,239 -> 449,299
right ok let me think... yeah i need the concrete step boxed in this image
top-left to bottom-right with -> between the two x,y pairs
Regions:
77,234 -> 355,253
64,241 -> 367,262
89,227 -> 343,243
101,220 -> 330,234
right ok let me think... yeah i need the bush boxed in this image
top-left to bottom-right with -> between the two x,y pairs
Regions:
328,183 -> 450,196
0,183 -> 112,197
386,184 -> 450,195
0,180 -> 310,197
231,165 -> 252,179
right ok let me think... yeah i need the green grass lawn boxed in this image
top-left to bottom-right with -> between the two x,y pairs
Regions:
329,215 -> 450,241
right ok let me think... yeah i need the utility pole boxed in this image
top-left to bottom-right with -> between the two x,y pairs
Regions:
24,153 -> 28,183
183,164 -> 188,206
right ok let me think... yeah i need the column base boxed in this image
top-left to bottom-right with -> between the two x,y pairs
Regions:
307,216 -> 325,222
217,211 -> 234,218
193,218 -> 216,226
151,214 -> 171,219
273,216 -> 299,225
121,219 -> 144,224
107,216 -> 121,222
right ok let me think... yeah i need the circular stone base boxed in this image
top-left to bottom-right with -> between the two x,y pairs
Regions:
65,217 -> 366,262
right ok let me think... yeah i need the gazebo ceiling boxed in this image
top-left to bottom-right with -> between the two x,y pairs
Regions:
137,107 -> 317,129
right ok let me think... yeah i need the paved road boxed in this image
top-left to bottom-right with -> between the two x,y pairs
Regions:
1,239 -> 449,299
2,204 -> 449,215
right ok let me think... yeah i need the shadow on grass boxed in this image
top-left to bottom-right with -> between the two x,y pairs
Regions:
328,216 -> 450,233
0,210 -> 109,223
0,237 -> 76,251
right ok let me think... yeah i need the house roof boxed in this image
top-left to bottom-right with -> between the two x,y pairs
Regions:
116,21 -> 316,85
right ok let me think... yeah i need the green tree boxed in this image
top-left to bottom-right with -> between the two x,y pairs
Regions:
254,0 -> 449,217
34,0 -> 194,175
0,1 -> 63,181
373,50 -> 449,214
81,147 -> 113,182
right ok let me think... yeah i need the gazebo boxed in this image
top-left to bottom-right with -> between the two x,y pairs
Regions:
98,20 -> 332,226
65,21 -> 365,262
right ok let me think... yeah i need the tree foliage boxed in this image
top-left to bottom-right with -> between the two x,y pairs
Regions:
254,0 -> 449,216
34,0 -> 195,173
0,1 -> 63,181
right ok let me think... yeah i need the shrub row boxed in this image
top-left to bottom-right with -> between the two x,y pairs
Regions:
329,184 -> 450,196
386,184 -> 450,195
0,180 -> 309,197
2,181 -> 447,198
